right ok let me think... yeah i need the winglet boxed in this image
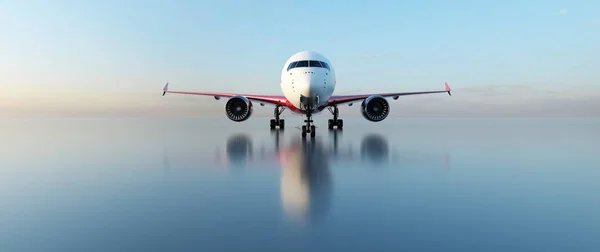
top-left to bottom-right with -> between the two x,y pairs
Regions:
445,82 -> 451,96
162,82 -> 169,96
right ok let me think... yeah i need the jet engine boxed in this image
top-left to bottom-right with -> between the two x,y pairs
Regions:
360,95 -> 390,122
225,96 -> 253,122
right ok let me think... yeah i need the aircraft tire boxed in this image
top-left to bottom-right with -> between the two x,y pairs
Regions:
302,125 -> 307,138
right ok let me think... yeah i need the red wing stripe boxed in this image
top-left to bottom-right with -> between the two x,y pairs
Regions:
327,90 -> 449,106
165,90 -> 287,105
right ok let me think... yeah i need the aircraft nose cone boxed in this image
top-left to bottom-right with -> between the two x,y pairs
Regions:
296,73 -> 321,109
309,79 -> 321,96
298,73 -> 320,97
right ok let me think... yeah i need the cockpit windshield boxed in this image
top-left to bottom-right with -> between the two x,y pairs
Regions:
287,60 -> 330,71
309,60 -> 322,67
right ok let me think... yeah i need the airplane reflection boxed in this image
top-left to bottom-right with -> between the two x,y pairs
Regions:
224,130 -> 392,167
279,138 -> 332,223
160,130 -> 450,223
221,131 -> 390,223
225,134 -> 253,166
361,134 -> 389,164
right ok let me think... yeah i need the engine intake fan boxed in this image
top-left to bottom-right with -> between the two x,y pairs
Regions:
361,95 -> 390,122
225,96 -> 253,122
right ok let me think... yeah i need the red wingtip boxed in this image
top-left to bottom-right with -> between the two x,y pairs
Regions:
445,82 -> 452,96
162,82 -> 169,96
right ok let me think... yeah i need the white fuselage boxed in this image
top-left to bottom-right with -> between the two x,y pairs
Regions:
280,51 -> 336,114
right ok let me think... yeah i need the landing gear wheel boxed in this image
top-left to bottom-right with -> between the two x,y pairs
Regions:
301,125 -> 307,138
271,105 -> 286,130
328,105 -> 343,129
302,106 -> 315,138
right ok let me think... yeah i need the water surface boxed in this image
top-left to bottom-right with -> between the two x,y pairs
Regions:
1,117 -> 599,251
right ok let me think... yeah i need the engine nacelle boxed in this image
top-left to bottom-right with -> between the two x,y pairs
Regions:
361,95 -> 390,122
225,96 -> 253,122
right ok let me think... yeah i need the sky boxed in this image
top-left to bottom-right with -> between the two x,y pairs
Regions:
1,0 -> 599,117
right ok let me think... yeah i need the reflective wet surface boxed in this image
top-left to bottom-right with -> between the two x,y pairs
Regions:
1,118 -> 599,251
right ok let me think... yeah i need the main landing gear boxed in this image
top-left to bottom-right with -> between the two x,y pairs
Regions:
301,111 -> 316,139
270,105 -> 285,130
327,106 -> 343,130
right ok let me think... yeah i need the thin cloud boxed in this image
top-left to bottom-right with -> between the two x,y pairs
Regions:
559,9 -> 568,15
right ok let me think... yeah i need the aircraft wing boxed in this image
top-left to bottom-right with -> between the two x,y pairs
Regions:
325,82 -> 452,107
162,83 -> 288,106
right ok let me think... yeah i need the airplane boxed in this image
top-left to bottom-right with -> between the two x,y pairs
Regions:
162,50 -> 452,138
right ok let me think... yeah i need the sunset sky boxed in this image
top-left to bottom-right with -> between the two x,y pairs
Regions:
1,1 -> 599,117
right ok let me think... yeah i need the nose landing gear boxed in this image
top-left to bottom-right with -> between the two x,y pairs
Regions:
301,112 -> 316,138
299,98 -> 317,139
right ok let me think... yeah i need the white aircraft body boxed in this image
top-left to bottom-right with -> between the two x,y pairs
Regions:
162,51 -> 451,138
